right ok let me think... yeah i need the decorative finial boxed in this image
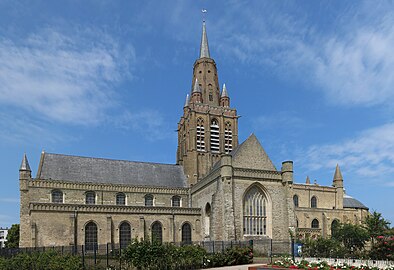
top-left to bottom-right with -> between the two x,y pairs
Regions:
306,176 -> 310,184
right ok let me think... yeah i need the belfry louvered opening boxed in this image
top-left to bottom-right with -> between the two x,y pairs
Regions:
210,119 -> 220,153
196,118 -> 205,152
224,122 -> 233,154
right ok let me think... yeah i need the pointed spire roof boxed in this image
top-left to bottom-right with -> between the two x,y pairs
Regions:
221,83 -> 228,97
333,164 -> 343,181
192,78 -> 202,93
20,153 -> 31,171
306,175 -> 310,184
199,21 -> 210,58
184,94 -> 190,107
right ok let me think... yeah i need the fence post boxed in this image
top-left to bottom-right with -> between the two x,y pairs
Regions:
119,243 -> 122,269
94,245 -> 97,265
222,241 -> 224,252
106,243 -> 109,268
291,238 -> 295,262
82,245 -> 85,270
270,238 -> 273,264
212,241 -> 215,253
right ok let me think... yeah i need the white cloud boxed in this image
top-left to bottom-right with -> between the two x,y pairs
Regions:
299,123 -> 394,179
0,28 -> 135,125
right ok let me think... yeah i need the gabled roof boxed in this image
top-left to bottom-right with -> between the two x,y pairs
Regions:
36,152 -> 188,188
231,134 -> 277,171
343,194 -> 368,210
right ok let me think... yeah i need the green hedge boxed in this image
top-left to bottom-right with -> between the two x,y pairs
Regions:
0,250 -> 82,270
122,239 -> 253,269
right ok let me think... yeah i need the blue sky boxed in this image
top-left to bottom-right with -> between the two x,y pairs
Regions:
0,0 -> 393,227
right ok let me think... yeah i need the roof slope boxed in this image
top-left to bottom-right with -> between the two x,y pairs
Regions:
37,153 -> 188,188
343,194 -> 368,210
231,134 -> 277,171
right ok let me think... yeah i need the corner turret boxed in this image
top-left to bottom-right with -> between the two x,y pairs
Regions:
332,164 -> 344,209
281,160 -> 293,184
220,83 -> 230,107
19,153 -> 31,180
191,78 -> 202,103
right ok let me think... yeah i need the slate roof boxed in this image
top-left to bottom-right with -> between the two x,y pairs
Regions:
36,152 -> 188,188
343,194 -> 368,210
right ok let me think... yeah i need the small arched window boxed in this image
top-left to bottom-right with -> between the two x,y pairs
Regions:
119,222 -> 131,249
210,119 -> 220,153
52,190 -> 63,203
86,191 -> 96,205
182,223 -> 192,244
311,219 -> 319,228
293,195 -> 299,207
85,222 -> 98,251
116,193 -> 126,205
145,194 -> 154,206
172,196 -> 181,207
311,196 -> 317,208
151,221 -> 162,244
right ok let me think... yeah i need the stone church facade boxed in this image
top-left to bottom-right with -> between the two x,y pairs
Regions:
19,22 -> 369,249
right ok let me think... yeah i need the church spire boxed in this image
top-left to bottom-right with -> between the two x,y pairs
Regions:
333,164 -> 344,188
184,94 -> 190,107
199,21 -> 210,58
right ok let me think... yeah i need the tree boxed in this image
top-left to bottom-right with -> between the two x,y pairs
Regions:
332,222 -> 369,254
363,211 -> 391,245
5,224 -> 19,248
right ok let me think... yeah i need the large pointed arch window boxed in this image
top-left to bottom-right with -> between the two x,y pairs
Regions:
151,221 -> 162,244
196,118 -> 205,152
181,223 -> 192,244
224,122 -> 233,153
85,222 -> 98,251
119,222 -> 131,249
243,186 -> 268,236
210,119 -> 220,153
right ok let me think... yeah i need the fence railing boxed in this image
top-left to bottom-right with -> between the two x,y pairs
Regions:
0,240 -> 254,269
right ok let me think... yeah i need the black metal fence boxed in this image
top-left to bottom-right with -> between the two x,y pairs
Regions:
0,240 -> 255,269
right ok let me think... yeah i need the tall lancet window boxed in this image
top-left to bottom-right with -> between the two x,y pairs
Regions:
243,186 -> 268,236
210,119 -> 220,153
224,122 -> 233,153
196,118 -> 205,152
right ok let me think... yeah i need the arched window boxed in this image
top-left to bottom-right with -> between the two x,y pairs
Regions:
293,195 -> 299,207
85,222 -> 98,251
119,222 -> 131,249
224,122 -> 233,153
86,191 -> 95,205
296,218 -> 299,228
172,196 -> 181,207
145,194 -> 154,206
331,219 -> 340,236
311,219 -> 319,228
311,196 -> 317,208
52,190 -> 63,203
116,193 -> 126,205
205,203 -> 211,237
243,186 -> 268,236
210,119 -> 220,153
196,118 -> 205,152
151,221 -> 162,244
182,223 -> 192,244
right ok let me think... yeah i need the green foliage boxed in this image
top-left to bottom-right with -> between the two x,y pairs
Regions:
122,238 -> 253,269
364,211 -> 391,243
301,237 -> 346,258
332,222 -> 369,253
0,250 -> 82,270
369,236 -> 394,260
5,224 -> 19,248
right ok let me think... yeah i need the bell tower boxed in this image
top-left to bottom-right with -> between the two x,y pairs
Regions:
177,21 -> 239,186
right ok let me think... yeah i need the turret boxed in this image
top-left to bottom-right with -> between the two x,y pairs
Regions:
184,94 -> 190,107
190,78 -> 202,103
306,175 -> 310,184
333,164 -> 344,209
19,153 -> 31,192
281,160 -> 293,184
220,83 -> 230,107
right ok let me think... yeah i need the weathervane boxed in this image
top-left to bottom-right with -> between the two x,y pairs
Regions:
202,8 -> 207,22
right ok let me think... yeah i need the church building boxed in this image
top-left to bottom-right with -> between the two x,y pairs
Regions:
19,22 -> 369,249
